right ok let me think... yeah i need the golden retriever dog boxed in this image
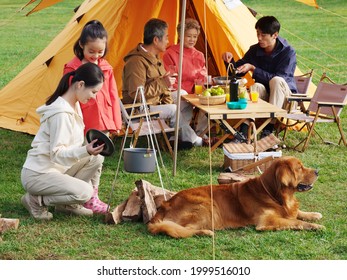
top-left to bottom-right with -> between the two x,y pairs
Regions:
148,156 -> 325,238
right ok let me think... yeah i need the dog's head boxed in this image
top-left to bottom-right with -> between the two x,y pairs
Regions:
263,156 -> 318,193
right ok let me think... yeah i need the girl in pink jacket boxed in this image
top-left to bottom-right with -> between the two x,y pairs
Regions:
64,20 -> 121,214
64,20 -> 122,135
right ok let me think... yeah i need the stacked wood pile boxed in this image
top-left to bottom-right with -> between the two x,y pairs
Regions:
105,179 -> 176,225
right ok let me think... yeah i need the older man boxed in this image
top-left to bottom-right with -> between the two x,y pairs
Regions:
122,18 -> 205,147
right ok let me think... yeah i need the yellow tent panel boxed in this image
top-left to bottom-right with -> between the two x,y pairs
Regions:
20,0 -> 64,16
1,0 -> 313,135
296,0 -> 319,9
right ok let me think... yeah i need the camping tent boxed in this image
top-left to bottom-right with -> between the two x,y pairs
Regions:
20,0 -> 320,16
0,0 -> 310,135
0,0 -> 259,135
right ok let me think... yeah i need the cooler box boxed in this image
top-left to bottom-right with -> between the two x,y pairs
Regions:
223,133 -> 282,174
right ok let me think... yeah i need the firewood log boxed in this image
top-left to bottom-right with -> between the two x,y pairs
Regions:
0,218 -> 19,233
122,191 -> 142,221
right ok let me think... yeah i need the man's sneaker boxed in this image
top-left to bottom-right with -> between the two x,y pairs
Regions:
260,129 -> 273,139
21,193 -> 53,220
229,131 -> 247,144
239,123 -> 249,138
261,123 -> 275,139
55,204 -> 93,216
229,137 -> 242,144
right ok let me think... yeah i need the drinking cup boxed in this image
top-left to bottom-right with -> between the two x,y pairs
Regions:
251,91 -> 259,103
194,79 -> 204,95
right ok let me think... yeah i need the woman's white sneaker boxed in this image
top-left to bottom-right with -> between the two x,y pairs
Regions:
55,204 -> 93,216
21,193 -> 53,220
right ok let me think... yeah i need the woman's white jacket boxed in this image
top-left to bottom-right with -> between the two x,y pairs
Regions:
23,97 -> 90,174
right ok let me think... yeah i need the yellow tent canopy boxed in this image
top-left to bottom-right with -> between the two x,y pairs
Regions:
21,0 -> 320,16
20,0 -> 64,16
296,0 -> 319,9
1,0 -> 314,135
1,0 -> 259,135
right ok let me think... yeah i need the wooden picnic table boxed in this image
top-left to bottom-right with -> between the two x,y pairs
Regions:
182,94 -> 287,151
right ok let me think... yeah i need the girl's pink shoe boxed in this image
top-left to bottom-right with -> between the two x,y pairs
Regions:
84,187 -> 109,214
84,197 -> 109,214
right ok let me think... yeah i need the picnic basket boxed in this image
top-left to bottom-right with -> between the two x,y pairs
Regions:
222,122 -> 282,174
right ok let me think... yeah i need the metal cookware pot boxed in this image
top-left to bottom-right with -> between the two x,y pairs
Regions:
123,148 -> 155,173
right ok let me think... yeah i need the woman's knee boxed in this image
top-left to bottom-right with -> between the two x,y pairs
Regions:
72,183 -> 93,203
89,154 -> 104,168
79,185 -> 93,203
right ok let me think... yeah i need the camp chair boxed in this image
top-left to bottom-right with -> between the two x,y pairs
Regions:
278,69 -> 314,137
295,69 -> 314,95
119,99 -> 174,157
293,69 -> 314,107
282,69 -> 314,116
282,73 -> 347,152
276,69 -> 313,136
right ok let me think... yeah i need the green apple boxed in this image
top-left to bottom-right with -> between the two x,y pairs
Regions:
210,88 -> 217,96
202,89 -> 211,96
216,87 -> 224,95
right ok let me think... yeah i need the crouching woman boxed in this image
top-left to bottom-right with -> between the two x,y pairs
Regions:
21,62 -> 105,220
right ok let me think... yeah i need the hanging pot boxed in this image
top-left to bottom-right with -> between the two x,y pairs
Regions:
123,148 -> 156,173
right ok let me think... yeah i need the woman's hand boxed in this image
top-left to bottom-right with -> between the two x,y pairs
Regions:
163,72 -> 176,88
86,139 -> 105,155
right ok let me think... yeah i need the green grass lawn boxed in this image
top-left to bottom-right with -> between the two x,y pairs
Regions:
1,0 -> 347,261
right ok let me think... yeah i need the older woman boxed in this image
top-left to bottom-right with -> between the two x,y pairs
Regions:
163,18 -> 209,141
163,18 -> 207,94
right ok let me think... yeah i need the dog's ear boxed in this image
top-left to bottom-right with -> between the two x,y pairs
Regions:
275,159 -> 296,189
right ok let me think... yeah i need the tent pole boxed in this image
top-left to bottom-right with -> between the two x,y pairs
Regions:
173,0 -> 187,176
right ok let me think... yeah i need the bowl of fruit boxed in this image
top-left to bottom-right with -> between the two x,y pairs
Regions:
199,86 -> 226,105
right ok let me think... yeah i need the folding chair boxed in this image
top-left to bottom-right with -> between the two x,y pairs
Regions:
276,70 -> 314,137
282,73 -> 347,152
119,98 -> 175,157
295,69 -> 314,94
281,69 -> 314,117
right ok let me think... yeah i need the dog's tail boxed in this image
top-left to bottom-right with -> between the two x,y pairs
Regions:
147,220 -> 214,238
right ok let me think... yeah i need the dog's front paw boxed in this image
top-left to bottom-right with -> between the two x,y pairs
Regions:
309,212 -> 323,221
200,230 -> 214,236
298,210 -> 323,221
310,223 -> 325,230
